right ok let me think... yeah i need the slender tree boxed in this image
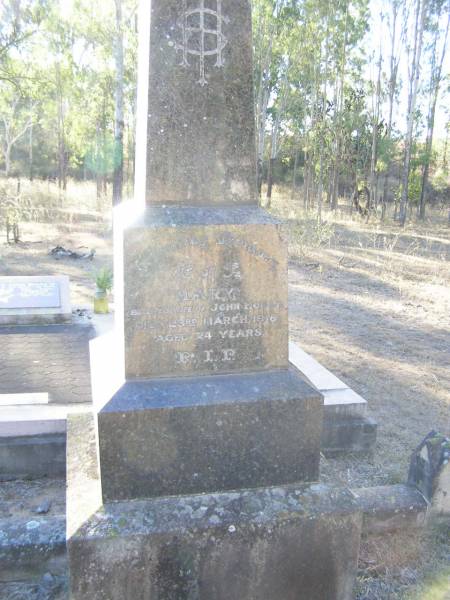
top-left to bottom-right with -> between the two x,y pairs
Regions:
112,0 -> 124,206
369,38 -> 383,211
381,0 -> 402,220
0,90 -> 33,176
418,0 -> 450,219
399,0 -> 428,225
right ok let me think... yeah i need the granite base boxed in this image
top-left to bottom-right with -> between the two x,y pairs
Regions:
67,414 -> 362,600
96,366 -> 322,502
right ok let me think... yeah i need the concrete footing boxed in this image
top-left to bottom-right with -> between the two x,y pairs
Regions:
0,516 -> 66,581
0,434 -> 66,479
354,484 -> 428,534
67,415 -> 362,600
0,422 -> 427,596
0,403 -> 90,479
322,415 -> 378,457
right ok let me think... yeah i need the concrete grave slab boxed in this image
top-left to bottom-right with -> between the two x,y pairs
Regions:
0,403 -> 92,437
0,275 -> 71,326
0,403 -> 91,479
0,323 -> 95,404
0,393 -> 49,406
289,342 -> 349,391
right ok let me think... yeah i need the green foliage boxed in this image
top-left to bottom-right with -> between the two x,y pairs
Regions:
0,0 -> 448,224
95,267 -> 113,293
0,0 -> 137,183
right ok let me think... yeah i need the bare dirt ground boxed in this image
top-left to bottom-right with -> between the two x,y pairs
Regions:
0,183 -> 449,598
0,216 -> 113,307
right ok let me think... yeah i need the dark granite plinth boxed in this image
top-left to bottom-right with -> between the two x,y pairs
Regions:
68,414 -> 361,600
97,366 -> 322,502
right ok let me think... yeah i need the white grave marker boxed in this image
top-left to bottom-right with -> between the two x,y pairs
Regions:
0,275 -> 71,325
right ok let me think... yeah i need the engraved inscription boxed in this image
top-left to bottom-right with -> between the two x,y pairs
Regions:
124,226 -> 288,378
0,281 -> 61,309
173,0 -> 229,86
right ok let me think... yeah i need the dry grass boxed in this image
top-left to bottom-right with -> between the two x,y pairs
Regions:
266,186 -> 450,598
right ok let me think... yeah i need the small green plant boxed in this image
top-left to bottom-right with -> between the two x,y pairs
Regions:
95,268 -> 113,294
93,268 -> 113,314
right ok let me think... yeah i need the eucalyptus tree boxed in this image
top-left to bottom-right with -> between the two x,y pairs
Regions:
0,0 -> 45,87
418,0 -> 450,219
380,0 -> 403,219
253,0 -> 297,198
399,0 -> 429,225
0,84 -> 33,176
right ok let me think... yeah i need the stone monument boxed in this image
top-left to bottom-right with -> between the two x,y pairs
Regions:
67,1 -> 362,598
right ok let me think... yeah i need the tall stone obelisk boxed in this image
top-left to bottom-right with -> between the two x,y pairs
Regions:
94,0 -> 322,502
67,2 -> 362,598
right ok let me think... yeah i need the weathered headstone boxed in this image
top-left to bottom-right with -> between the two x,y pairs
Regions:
0,276 -> 71,325
408,430 -> 450,516
67,1 -> 362,598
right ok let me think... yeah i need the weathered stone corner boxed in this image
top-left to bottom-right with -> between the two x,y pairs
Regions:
408,430 -> 450,516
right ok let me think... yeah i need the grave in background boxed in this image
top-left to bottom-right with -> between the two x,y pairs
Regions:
0,275 -> 93,480
0,275 -> 71,326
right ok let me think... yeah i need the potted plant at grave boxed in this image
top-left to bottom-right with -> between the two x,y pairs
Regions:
94,268 -> 113,314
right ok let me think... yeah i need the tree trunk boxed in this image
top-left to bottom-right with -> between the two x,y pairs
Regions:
266,157 -> 275,206
255,19 -> 272,201
303,151 -> 310,210
28,117 -> 33,181
291,148 -> 299,200
317,154 -> 323,223
4,145 -> 11,177
318,22 -> 329,222
419,9 -> 449,220
399,0 -> 428,226
56,62 -> 65,193
112,0 -> 124,206
443,126 -> 449,171
370,47 -> 382,210
330,6 -> 348,212
257,159 -> 263,197
382,3 -> 400,218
